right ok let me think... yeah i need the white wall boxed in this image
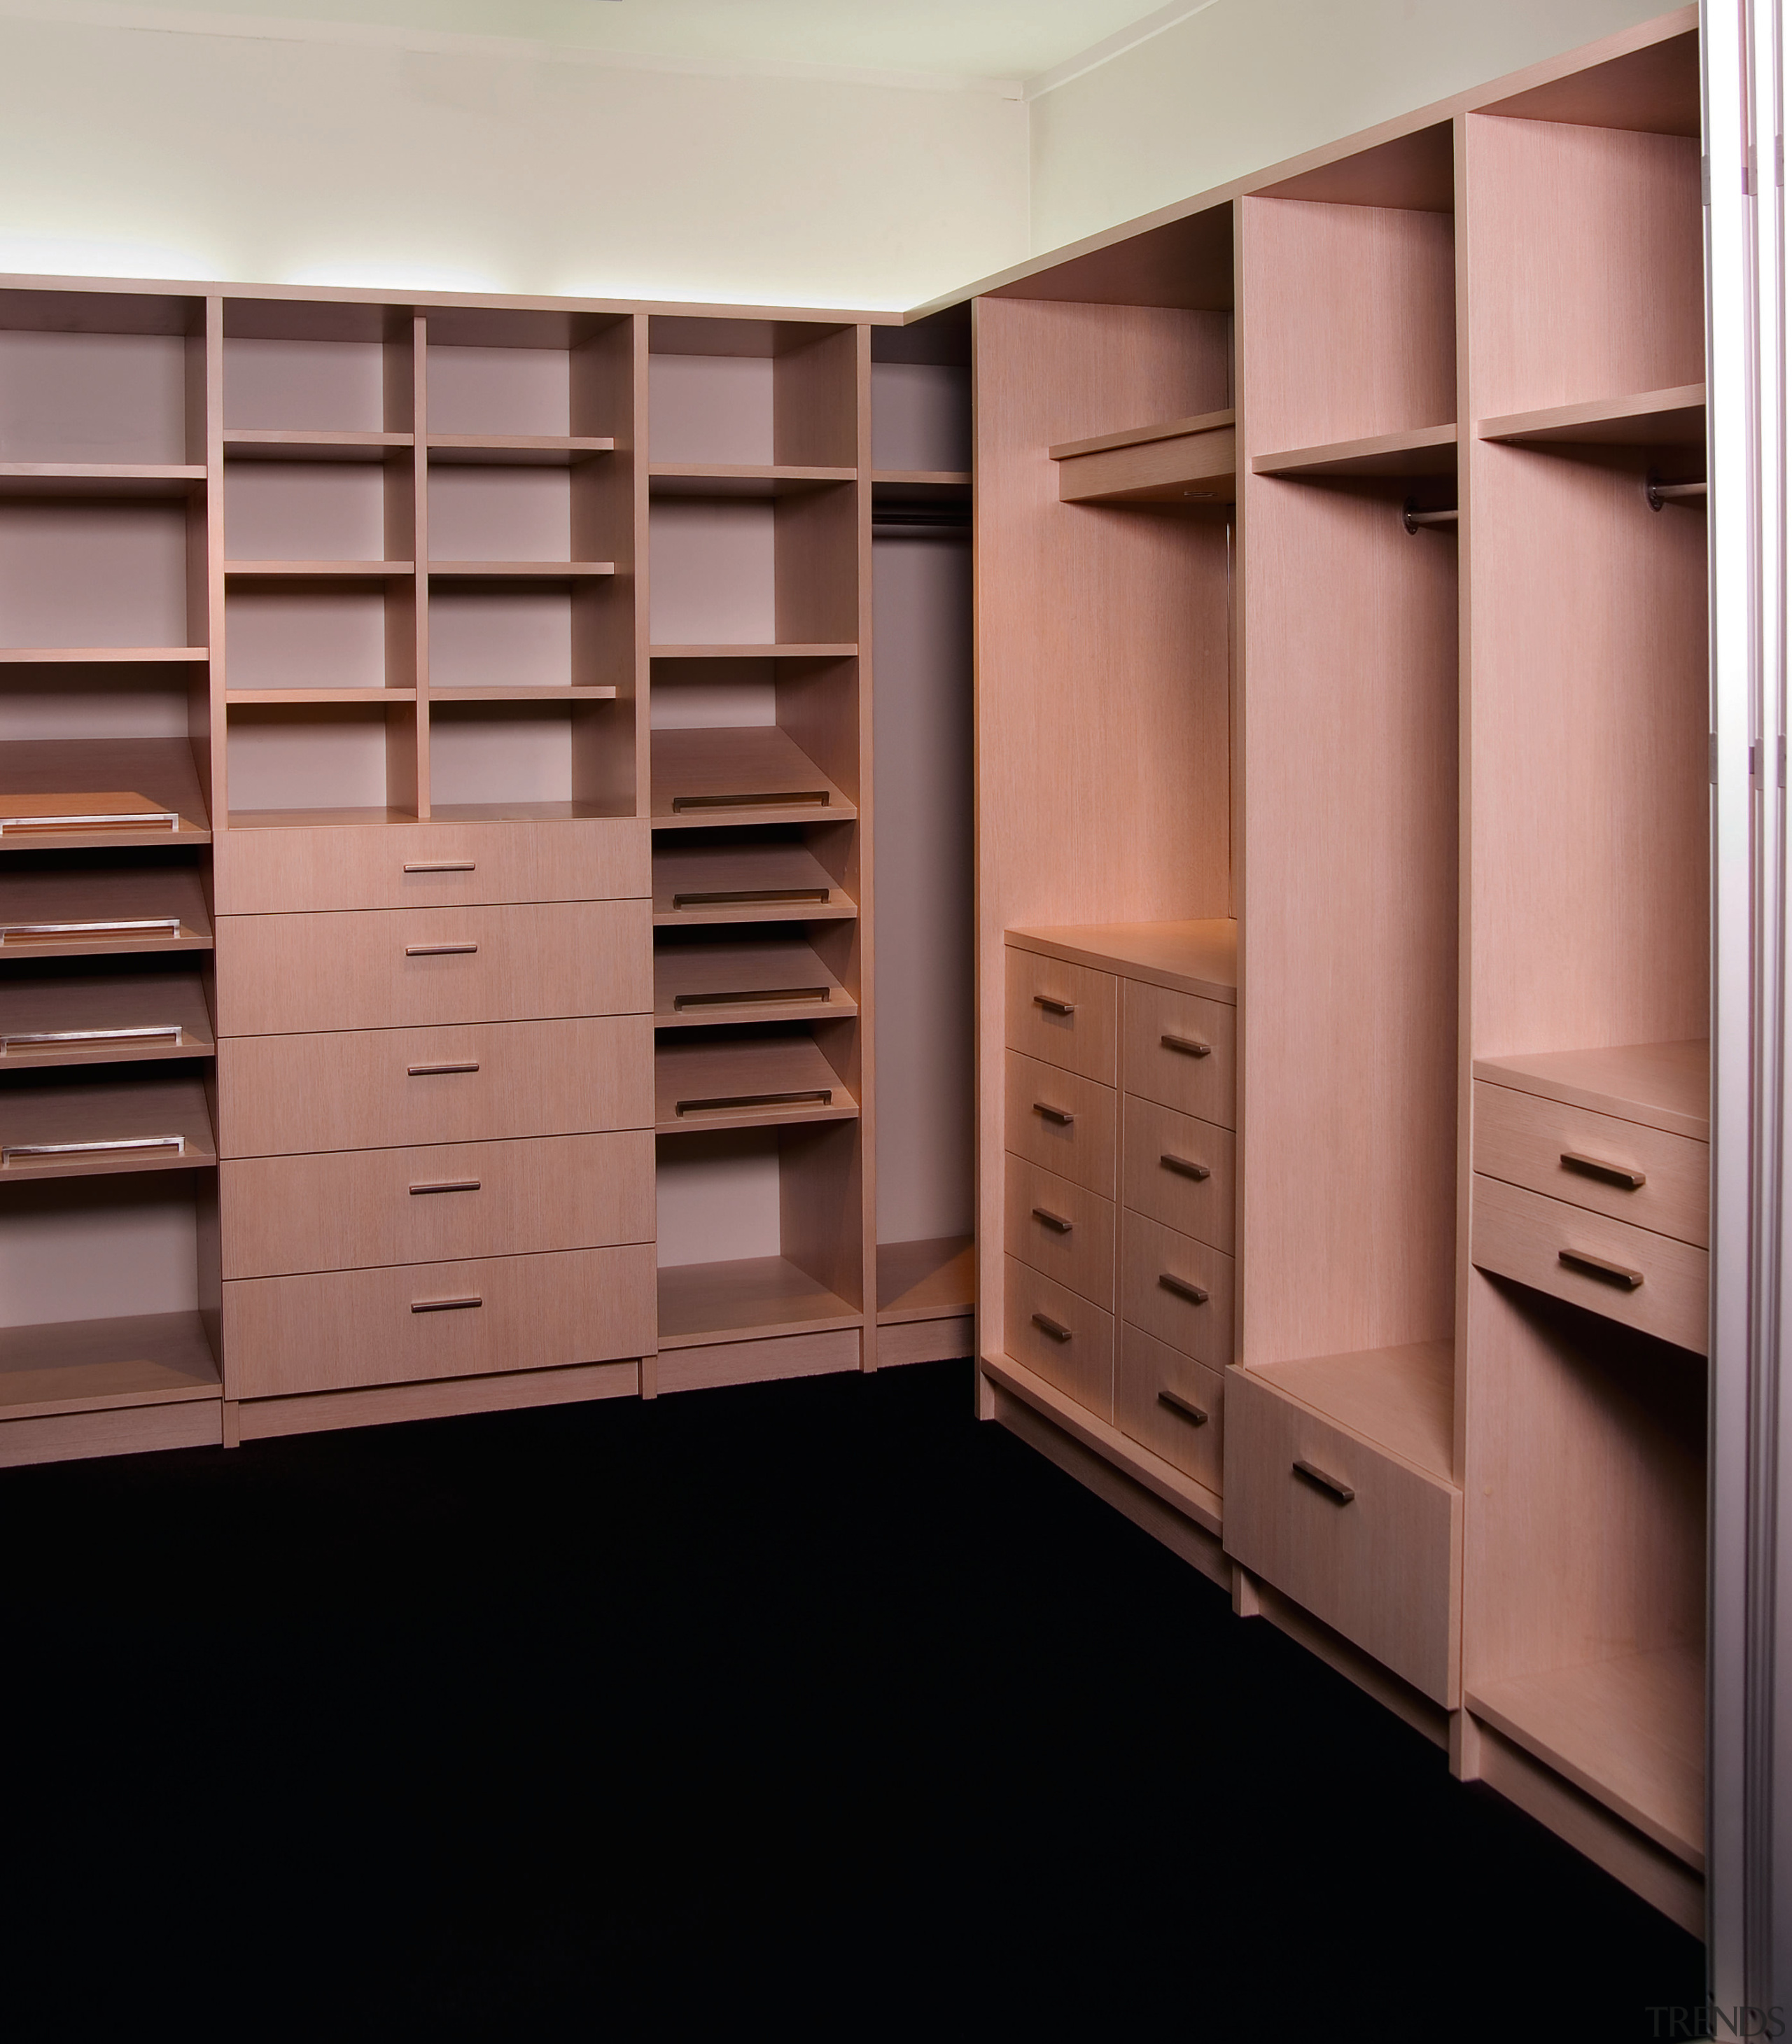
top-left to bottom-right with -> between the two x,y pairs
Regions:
1028,0 -> 1686,258
0,15 -> 1028,309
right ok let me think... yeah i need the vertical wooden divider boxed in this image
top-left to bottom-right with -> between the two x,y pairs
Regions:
627,315 -> 651,820
855,322 -> 877,1366
198,297 -> 226,831
399,312 -> 429,817
1451,112 -> 1475,1495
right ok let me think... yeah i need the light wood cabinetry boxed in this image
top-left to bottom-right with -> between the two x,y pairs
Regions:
972,8 -> 1708,1938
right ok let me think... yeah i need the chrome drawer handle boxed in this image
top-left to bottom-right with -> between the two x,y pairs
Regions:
4,1134 -> 183,1163
1031,1312 -> 1072,1343
403,860 -> 475,873
1161,1152 -> 1210,1181
0,811 -> 178,834
407,1060 -> 479,1076
1032,1101 -> 1074,1126
1158,1388 -> 1209,1426
1159,1272 -> 1209,1305
1560,1150 -> 1646,1191
410,1178 -> 480,1195
1031,1205 -> 1073,1233
4,1025 -> 181,1052
405,942 -> 477,956
1161,1032 -> 1212,1058
1558,1247 -> 1644,1291
412,1294 -> 482,1312
1292,1459 -> 1354,1505
1,918 -> 180,943
1032,995 -> 1076,1016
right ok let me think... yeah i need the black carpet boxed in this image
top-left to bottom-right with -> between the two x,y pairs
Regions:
0,1359 -> 1700,2036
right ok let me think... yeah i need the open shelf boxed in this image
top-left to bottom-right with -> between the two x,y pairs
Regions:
1473,1040 -> 1709,1142
0,862 -> 211,958
1051,408 -> 1236,507
655,1028 -> 857,1133
428,435 -> 614,465
872,470 -> 972,488
649,464 -> 854,498
1467,1642 -> 1704,1868
0,1070 -> 216,1179
427,561 -> 615,580
0,1308 -> 219,1420
877,1235 -> 974,1323
225,430 -> 412,461
654,933 -> 854,1028
652,834 -> 856,927
1478,383 -> 1706,449
0,969 -> 214,1069
0,463 -> 205,498
225,687 -> 415,705
224,560 -> 414,579
651,643 -> 856,659
0,647 -> 209,665
0,740 -> 210,848
227,804 -> 419,830
650,725 -> 855,827
1252,423 -> 1458,480
1243,1340 -> 1455,1480
657,1254 -> 861,1348
431,685 -> 617,704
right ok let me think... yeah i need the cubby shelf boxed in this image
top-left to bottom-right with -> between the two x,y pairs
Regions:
0,1072 -> 218,1179
224,430 -> 412,461
650,643 -> 857,660
877,1236 -> 974,1324
648,464 -> 854,498
427,561 -> 616,580
0,969 -> 216,1069
0,1310 -> 220,1421
657,1255 -> 862,1349
428,685 -> 618,703
653,936 -> 855,1028
225,687 -> 416,704
224,560 -> 414,579
0,463 -> 206,498
651,839 -> 855,927
0,867 -> 213,959
654,1032 -> 858,1133
650,727 -> 855,827
1478,383 -> 1707,449
0,740 -> 211,847
1252,422 -> 1458,479
428,435 -> 613,465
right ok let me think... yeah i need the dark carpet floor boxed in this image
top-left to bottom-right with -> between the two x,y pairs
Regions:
0,1359 -> 1701,2037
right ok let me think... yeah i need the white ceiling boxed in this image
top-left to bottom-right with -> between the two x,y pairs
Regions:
39,0 -> 1195,83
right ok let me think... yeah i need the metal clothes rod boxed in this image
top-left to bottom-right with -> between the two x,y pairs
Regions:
1647,477 -> 1708,510
1402,503 -> 1459,533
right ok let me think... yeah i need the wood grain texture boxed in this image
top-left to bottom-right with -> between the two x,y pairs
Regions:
237,1356 -> 638,1441
1472,1040 -> 1708,1141
648,724 -> 855,827
1478,383 -> 1704,449
0,1308 -> 218,1417
655,1324 -> 860,1394
1121,979 -> 1238,1127
654,1030 -> 858,1133
657,1253 -> 858,1345
0,1072 -> 216,1179
875,1234 -> 974,1320
1049,408 -> 1234,461
1056,424 -> 1235,508
1004,945 -> 1116,1083
653,934 -> 853,1028
0,738 -> 211,846
0,969 -> 214,1068
1252,424 -> 1457,481
1004,1152 -> 1116,1309
1004,1049 -> 1116,1198
218,1014 -> 652,1156
215,898 -> 650,1035
1224,1363 -> 1463,1705
651,834 -> 855,925
1114,1319 -> 1225,1492
0,1394 -> 221,1469
1003,1255 -> 1114,1422
223,1241 -> 655,1398
1247,1338 -> 1455,1483
1120,1210 -> 1236,1367
220,1130 -> 653,1278
1122,1095 -> 1236,1252
876,1315 -> 974,1366
1007,919 -> 1236,1002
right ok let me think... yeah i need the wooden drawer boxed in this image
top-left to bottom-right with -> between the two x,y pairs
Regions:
218,1015 -> 652,1157
1123,1094 -> 1235,1252
1114,1320 -> 1224,1492
1473,1079 -> 1707,1247
1224,1366 -> 1462,1707
1004,1049 -> 1116,1198
1121,1210 -> 1235,1368
1004,946 -> 1116,1084
1004,1152 -> 1115,1310
220,1131 -> 654,1279
215,899 -> 651,1037
1123,979 -> 1236,1126
223,1242 -> 656,1400
214,817 -> 650,915
1003,1256 -> 1114,1422
1471,1172 -> 1709,1355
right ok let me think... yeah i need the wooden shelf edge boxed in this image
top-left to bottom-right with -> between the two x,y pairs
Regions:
872,469 -> 971,486
428,686 -> 619,703
657,1310 -> 864,1350
224,560 -> 415,577
227,689 -> 417,705
0,1308 -> 220,1420
650,644 -> 858,660
1049,407 -> 1236,462
427,561 -> 617,578
1476,383 -> 1708,446
654,1102 -> 860,1135
981,1350 -> 1224,1536
0,647 -> 209,664
1251,421 -> 1458,479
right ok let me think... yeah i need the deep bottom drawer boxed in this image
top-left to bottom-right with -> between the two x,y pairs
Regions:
1004,1256 -> 1114,1423
223,1243 -> 656,1399
1114,1320 -> 1224,1492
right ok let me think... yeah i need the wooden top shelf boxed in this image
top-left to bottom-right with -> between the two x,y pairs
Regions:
1477,384 -> 1707,449
1466,1642 -> 1705,1869
0,1309 -> 220,1420
654,1030 -> 858,1133
649,463 -> 854,497
0,866 -> 212,959
429,685 -> 619,704
1049,408 -> 1234,462
1051,408 -> 1236,510
430,435 -> 614,465
0,1072 -> 217,1180
227,688 -> 416,705
1474,1040 -> 1709,1142
0,741 -> 210,847
650,643 -> 857,661
0,647 -> 208,665
650,724 -> 856,829
1007,918 -> 1237,1004
1245,1340 -> 1456,1485
653,934 -> 855,1028
0,463 -> 205,497
652,839 -> 855,927
225,430 -> 412,461
428,561 -> 616,580
225,559 -> 414,579
657,1254 -> 861,1349
1252,423 -> 1457,480
877,1235 -> 974,1322
0,969 -> 215,1069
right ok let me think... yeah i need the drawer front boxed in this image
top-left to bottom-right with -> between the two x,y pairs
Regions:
1224,1368 -> 1462,1706
1114,1321 -> 1224,1492
1004,946 -> 1117,1084
1473,1079 -> 1708,1248
220,1131 -> 654,1279
214,817 -> 651,915
1004,1049 -> 1116,1198
1003,1256 -> 1114,1422
216,899 -> 652,1037
1121,1210 -> 1235,1368
1123,1094 -> 1236,1252
223,1242 -> 656,1400
1004,1152 -> 1115,1310
219,1015 -> 652,1157
1123,979 -> 1236,1126
1471,1172 -> 1709,1355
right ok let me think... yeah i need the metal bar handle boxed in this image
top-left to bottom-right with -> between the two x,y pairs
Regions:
1031,1206 -> 1073,1233
403,860 -> 476,873
1158,1387 -> 1209,1426
676,1088 -> 833,1116
673,986 -> 827,1010
1,918 -> 181,943
1161,1033 -> 1212,1058
672,888 -> 830,909
1032,1101 -> 1074,1126
409,1179 -> 481,1196
405,942 -> 478,956
1292,1459 -> 1355,1505
1560,1150 -> 1646,1191
1558,1247 -> 1645,1291
670,790 -> 827,812
1031,1312 -> 1072,1343
4,1026 -> 181,1051
1032,995 -> 1077,1017
407,1060 -> 479,1076
1158,1272 -> 1210,1305
4,1134 -> 185,1163
1160,1152 -> 1211,1182
0,811 -> 179,834
411,1294 -> 483,1313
